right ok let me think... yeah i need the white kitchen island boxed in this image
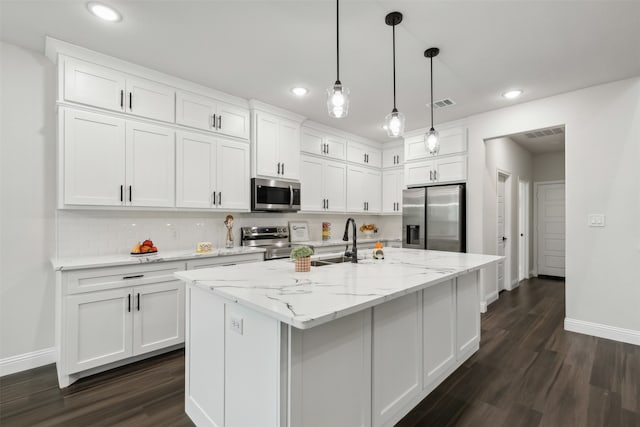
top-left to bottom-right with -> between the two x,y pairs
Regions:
175,248 -> 501,427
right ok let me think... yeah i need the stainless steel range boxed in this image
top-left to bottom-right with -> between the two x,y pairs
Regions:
241,226 -> 297,260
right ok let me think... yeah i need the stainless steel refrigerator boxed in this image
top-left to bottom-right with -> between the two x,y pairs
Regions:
402,184 -> 466,252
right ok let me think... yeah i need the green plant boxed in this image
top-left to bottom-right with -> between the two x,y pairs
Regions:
290,245 -> 314,260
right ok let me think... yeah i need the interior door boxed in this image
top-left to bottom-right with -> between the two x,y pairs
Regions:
537,183 -> 566,277
497,174 -> 507,291
175,132 -> 216,208
126,122 -> 175,207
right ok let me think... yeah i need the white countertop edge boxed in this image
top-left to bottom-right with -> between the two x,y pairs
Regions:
51,247 -> 267,271
182,258 -> 498,330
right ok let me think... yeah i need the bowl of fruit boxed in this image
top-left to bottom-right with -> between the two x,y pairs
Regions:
359,224 -> 377,238
131,239 -> 158,256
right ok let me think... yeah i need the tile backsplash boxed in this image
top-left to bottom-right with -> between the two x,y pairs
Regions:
56,210 -> 401,258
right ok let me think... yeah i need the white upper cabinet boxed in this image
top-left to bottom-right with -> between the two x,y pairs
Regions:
63,109 -> 126,206
125,122 -> 175,207
404,155 -> 467,187
252,110 -> 301,180
63,57 -> 175,123
64,58 -> 126,113
382,169 -> 403,214
347,141 -> 382,168
125,77 -> 175,123
300,127 -> 346,160
62,108 -> 175,208
176,91 -> 249,140
404,125 -> 467,162
347,165 -> 380,213
382,145 -> 404,168
176,131 -> 249,211
300,155 -> 346,212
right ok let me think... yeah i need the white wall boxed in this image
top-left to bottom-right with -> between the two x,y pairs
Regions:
0,42 -> 57,360
483,137 -> 534,298
533,151 -> 565,182
467,76 -> 640,340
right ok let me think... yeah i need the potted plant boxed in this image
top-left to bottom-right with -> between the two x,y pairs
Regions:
291,245 -> 314,272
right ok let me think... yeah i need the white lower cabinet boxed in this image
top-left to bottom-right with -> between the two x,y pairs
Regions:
300,154 -> 346,212
423,279 -> 456,392
372,293 -> 422,427
456,271 -> 480,358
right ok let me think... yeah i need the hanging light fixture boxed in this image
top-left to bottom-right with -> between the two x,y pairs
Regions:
384,12 -> 405,138
327,0 -> 350,118
424,47 -> 440,154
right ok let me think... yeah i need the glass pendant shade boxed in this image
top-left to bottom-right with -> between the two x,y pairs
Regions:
326,81 -> 350,118
385,109 -> 405,138
426,128 -> 440,154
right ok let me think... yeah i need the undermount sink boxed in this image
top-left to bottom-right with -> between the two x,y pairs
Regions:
310,256 -> 352,266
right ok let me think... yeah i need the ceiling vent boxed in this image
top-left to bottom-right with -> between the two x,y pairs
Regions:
427,98 -> 455,109
524,127 -> 564,139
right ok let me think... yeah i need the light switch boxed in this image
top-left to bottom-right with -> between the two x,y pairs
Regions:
230,315 -> 243,335
588,214 -> 605,227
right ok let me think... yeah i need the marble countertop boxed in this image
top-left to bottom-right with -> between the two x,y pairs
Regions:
51,246 -> 266,271
175,248 -> 502,330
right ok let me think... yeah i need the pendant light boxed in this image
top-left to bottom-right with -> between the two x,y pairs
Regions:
327,0 -> 350,118
384,12 -> 405,138
424,47 -> 440,154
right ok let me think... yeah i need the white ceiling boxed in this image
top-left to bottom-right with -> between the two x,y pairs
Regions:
509,126 -> 565,154
1,1 -> 639,143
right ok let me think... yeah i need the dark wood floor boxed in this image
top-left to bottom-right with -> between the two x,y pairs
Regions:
1,277 -> 638,427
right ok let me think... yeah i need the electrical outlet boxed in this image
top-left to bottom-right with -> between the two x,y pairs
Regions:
230,315 -> 243,335
588,214 -> 606,227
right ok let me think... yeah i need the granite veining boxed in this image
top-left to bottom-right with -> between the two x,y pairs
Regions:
175,248 -> 502,329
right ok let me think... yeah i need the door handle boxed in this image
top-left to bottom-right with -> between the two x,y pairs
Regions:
129,92 -> 132,110
277,162 -> 281,175
326,199 -> 329,209
282,163 -> 285,175
430,171 -> 433,181
212,114 -> 216,129
120,185 -> 123,203
129,185 -> 132,203
212,191 -> 216,205
120,90 -> 124,108
218,115 -> 222,129
137,293 -> 140,311
326,144 -> 329,155
218,192 -> 222,206
502,236 -> 508,241
434,170 -> 437,181
127,294 -> 131,312
321,142 -> 325,154
123,274 -> 144,280
289,185 -> 293,208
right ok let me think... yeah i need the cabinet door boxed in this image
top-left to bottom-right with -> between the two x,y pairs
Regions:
382,147 -> 403,168
325,136 -> 347,160
456,272 -> 480,358
217,139 -> 250,210
133,281 -> 185,356
300,155 -> 325,212
347,142 -> 367,165
278,119 -> 300,180
405,160 -> 435,187
63,109 -> 126,206
382,170 -> 399,213
254,112 -> 280,178
300,127 -> 325,156
372,293 -> 422,427
436,127 -> 467,157
365,168 -> 382,213
125,122 -> 175,207
325,160 -> 347,212
216,102 -> 250,140
66,288 -> 133,374
63,58 -> 125,112
423,280 -> 456,393
346,165 -> 366,212
365,148 -> 382,168
125,77 -> 175,123
176,132 -> 216,208
175,91 -> 217,131
435,155 -> 467,183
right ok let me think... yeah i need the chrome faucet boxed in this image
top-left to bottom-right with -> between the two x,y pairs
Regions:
342,218 -> 358,263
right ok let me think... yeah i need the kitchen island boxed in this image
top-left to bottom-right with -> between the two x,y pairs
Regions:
175,248 -> 501,427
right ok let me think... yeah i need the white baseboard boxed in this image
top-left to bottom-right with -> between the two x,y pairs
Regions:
480,290 -> 499,313
529,269 -> 537,278
564,318 -> 640,346
508,278 -> 521,291
0,347 -> 56,377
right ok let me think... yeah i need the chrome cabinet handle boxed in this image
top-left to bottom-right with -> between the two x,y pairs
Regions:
430,171 -> 433,181
219,192 -> 222,205
212,114 -> 216,129
218,115 -> 222,129
321,142 -> 325,154
282,163 -> 285,175
326,144 -> 329,155
120,90 -> 124,108
277,162 -> 281,175
434,170 -> 437,181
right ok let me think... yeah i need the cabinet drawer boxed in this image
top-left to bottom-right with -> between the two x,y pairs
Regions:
186,253 -> 264,270
63,262 -> 186,295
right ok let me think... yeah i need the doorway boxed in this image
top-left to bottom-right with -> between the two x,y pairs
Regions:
518,179 -> 530,281
496,172 -> 511,292
535,181 -> 566,277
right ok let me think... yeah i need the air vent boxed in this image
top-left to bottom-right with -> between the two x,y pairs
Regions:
524,127 -> 564,139
427,98 -> 456,109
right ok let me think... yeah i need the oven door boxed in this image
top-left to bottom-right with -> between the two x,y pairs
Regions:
251,178 -> 301,212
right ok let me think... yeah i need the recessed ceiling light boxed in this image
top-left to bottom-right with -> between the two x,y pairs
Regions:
290,87 -> 308,97
87,2 -> 122,22
502,89 -> 523,100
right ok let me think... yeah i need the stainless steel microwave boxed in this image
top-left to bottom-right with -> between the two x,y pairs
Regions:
251,178 -> 301,212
